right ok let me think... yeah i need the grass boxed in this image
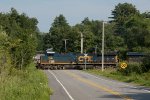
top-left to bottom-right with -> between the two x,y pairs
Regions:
84,68 -> 150,87
0,63 -> 52,100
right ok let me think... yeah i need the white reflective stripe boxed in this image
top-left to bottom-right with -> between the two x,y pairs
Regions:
84,71 -> 150,93
48,70 -> 74,100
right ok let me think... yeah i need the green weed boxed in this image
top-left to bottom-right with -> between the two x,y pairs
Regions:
0,63 -> 51,100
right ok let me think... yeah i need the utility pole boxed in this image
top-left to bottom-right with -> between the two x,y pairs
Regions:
63,39 -> 68,53
102,21 -> 105,72
84,54 -> 88,70
80,32 -> 83,54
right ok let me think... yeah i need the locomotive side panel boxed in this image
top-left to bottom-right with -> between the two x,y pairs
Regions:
39,53 -> 76,69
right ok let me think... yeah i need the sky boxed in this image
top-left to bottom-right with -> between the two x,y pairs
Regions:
0,0 -> 150,33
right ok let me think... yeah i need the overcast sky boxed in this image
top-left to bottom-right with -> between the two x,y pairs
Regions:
0,0 -> 149,32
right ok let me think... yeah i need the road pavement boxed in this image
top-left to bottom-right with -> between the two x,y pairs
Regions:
44,70 -> 150,100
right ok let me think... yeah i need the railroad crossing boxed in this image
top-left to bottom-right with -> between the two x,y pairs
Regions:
45,70 -> 150,100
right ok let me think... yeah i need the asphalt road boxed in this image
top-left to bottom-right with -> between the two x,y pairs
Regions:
44,70 -> 150,100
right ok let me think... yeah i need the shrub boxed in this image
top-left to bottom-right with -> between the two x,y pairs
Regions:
142,55 -> 150,72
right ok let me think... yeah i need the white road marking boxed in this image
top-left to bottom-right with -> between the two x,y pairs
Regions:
82,71 -> 150,93
48,70 -> 74,100
143,90 -> 150,93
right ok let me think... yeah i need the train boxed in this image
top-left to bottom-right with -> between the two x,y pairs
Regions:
35,48 -> 146,70
126,52 -> 145,63
35,49 -> 118,69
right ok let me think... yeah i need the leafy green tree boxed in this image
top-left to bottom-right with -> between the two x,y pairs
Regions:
73,18 -> 97,53
48,14 -> 71,52
43,33 -> 52,50
142,54 -> 150,72
64,26 -> 80,52
0,27 -> 11,73
141,12 -> 150,18
0,8 -> 39,69
110,3 -> 139,35
125,15 -> 150,52
36,32 -> 45,51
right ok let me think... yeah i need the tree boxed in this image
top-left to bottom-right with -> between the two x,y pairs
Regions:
0,27 -> 11,73
141,12 -> 150,18
73,18 -> 98,53
125,15 -> 150,52
65,26 -> 80,52
110,3 -> 139,35
99,22 -> 126,54
0,8 -> 39,68
43,33 -> 52,50
36,32 -> 45,51
48,14 -> 71,52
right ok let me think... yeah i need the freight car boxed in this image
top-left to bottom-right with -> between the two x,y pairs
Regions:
126,52 -> 145,63
36,50 -> 118,69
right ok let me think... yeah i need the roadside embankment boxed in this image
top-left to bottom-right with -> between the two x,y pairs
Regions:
84,67 -> 150,87
0,63 -> 52,100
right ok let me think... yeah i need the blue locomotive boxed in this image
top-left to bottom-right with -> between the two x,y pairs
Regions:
36,49 -> 118,69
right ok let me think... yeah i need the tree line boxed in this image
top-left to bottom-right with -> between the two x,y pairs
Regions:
0,8 -> 40,69
0,3 -> 150,70
41,3 -> 150,55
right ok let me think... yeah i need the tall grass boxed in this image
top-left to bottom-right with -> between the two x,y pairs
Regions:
84,67 -> 150,87
0,63 -> 51,100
